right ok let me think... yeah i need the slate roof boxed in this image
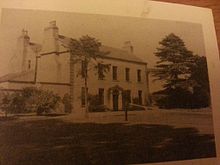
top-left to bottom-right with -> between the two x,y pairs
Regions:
58,35 -> 147,65
100,45 -> 146,64
0,70 -> 35,83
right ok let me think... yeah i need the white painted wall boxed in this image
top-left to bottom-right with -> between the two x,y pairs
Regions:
72,57 -> 149,112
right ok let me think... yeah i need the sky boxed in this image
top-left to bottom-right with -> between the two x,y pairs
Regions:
0,8 -> 206,92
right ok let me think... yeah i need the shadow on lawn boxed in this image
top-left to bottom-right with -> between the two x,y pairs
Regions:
0,119 -> 216,165
0,116 -> 17,121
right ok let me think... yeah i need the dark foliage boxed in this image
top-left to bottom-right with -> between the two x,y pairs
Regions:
88,94 -> 109,112
1,87 -> 61,115
69,35 -> 110,114
153,33 -> 210,108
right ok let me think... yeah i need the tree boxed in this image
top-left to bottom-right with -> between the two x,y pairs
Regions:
68,35 -> 110,117
153,33 -> 210,108
153,33 -> 194,90
189,55 -> 210,107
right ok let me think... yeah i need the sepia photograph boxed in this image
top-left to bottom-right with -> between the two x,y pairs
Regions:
0,6 -> 217,165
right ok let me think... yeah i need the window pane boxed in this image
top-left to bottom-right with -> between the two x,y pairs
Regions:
28,60 -> 31,69
138,90 -> 142,105
125,68 -> 130,81
98,88 -> 104,105
81,87 -> 85,106
81,60 -> 86,78
98,63 -> 104,80
127,90 -> 131,103
137,69 -> 141,82
128,90 -> 131,103
81,87 -> 88,107
113,66 -> 117,80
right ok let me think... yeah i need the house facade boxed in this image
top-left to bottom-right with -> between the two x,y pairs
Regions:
0,21 -> 149,113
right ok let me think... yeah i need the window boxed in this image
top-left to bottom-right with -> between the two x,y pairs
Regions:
98,63 -> 104,80
137,69 -> 141,82
81,87 -> 85,107
81,60 -> 86,78
98,88 -> 104,105
81,87 -> 88,107
112,66 -> 118,80
125,68 -> 130,81
128,90 -> 131,103
126,90 -> 131,103
138,90 -> 142,105
28,60 -> 31,69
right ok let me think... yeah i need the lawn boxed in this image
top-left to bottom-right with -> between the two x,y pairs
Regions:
0,110 -> 216,165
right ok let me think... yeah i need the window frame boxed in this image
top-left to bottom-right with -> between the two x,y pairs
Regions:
125,67 -> 130,82
98,88 -> 105,105
138,90 -> 142,105
137,69 -> 141,82
112,66 -> 118,81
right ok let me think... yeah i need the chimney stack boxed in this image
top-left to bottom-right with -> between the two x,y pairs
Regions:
123,41 -> 134,54
21,29 -> 30,44
22,29 -> 28,36
41,20 -> 59,54
49,20 -> 57,28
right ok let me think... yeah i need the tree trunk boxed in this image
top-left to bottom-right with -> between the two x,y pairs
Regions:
84,58 -> 89,118
125,105 -> 128,121
84,76 -> 88,118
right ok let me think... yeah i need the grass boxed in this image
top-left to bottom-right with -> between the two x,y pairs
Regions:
0,113 -> 216,165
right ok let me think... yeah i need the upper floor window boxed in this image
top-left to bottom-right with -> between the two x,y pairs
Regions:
81,60 -> 86,78
125,68 -> 130,82
98,63 -> 104,80
112,66 -> 118,80
28,60 -> 31,69
137,69 -> 141,82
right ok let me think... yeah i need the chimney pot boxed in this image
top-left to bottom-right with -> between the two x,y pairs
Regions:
49,21 -> 56,27
22,29 -> 28,36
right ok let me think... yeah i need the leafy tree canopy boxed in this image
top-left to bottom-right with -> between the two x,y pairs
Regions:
153,33 -> 210,108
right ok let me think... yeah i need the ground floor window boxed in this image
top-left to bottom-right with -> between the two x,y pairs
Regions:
81,87 -> 88,107
98,88 -> 104,105
138,90 -> 142,105
124,90 -> 131,104
122,90 -> 131,110
81,87 -> 85,107
127,90 -> 131,103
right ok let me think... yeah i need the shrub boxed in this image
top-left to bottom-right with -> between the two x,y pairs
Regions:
36,90 -> 61,115
1,87 -> 62,115
2,92 -> 26,114
132,97 -> 142,105
88,94 -> 108,112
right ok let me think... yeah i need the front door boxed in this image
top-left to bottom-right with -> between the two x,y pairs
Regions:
113,93 -> 119,111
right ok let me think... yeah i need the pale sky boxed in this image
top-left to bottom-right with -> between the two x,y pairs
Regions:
0,8 -> 205,78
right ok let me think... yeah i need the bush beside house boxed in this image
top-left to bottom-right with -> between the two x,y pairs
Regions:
1,87 -> 72,116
